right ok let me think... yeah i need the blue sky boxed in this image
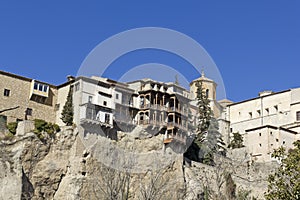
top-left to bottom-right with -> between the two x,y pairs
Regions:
0,1 -> 299,102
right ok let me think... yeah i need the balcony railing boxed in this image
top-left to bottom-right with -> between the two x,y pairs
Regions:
167,122 -> 188,131
167,106 -> 187,114
140,103 -> 168,111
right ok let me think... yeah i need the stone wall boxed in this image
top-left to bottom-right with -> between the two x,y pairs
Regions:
0,72 -> 57,123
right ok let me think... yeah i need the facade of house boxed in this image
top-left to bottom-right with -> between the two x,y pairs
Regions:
71,76 -> 199,143
0,70 -> 73,131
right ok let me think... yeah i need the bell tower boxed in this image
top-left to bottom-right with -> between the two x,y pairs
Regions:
190,70 -> 217,101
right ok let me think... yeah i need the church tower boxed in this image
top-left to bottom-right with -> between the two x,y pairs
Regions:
189,70 -> 221,118
190,70 -> 217,101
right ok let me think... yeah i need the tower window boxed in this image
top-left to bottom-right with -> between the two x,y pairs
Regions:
4,89 -> 10,97
103,101 -> 107,106
206,89 -> 209,98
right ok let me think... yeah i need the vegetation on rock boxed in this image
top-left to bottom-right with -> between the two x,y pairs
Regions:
34,119 -> 60,140
265,140 -> 300,200
7,122 -> 17,135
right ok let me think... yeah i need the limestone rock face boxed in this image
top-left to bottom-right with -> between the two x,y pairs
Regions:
0,126 -> 275,200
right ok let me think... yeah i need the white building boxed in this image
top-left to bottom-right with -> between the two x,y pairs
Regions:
70,72 -> 300,162
225,89 -> 300,162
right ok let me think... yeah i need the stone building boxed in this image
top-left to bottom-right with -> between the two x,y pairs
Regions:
0,70 -> 73,131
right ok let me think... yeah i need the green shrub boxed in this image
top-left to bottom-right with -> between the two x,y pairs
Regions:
34,119 -> 60,138
7,122 -> 18,135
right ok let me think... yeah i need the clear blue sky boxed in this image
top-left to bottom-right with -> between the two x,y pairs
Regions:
0,1 -> 299,102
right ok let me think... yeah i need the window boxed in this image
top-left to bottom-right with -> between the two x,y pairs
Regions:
206,89 -> 209,98
259,133 -> 261,136
31,95 -> 46,103
265,108 -> 269,115
276,138 -> 279,142
259,143 -> 262,147
34,82 -> 38,90
105,113 -> 110,124
274,105 -> 278,112
230,128 -> 233,133
257,110 -> 261,116
34,82 -> 49,92
4,89 -> 10,97
249,112 -> 252,119
270,132 -> 273,135
296,111 -> 300,121
88,96 -> 93,103
103,101 -> 107,106
43,85 -> 48,92
26,108 -> 32,116
116,93 -> 119,100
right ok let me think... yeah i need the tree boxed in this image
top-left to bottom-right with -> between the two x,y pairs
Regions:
195,81 -> 212,143
228,132 -> 244,149
200,117 -> 226,165
185,81 -> 211,162
138,168 -> 181,200
185,81 -> 226,164
61,86 -> 73,126
265,140 -> 300,200
194,81 -> 212,161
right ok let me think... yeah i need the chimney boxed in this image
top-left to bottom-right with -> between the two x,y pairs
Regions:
67,75 -> 75,82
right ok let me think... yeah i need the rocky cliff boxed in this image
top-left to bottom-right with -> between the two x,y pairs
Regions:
0,122 -> 275,200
